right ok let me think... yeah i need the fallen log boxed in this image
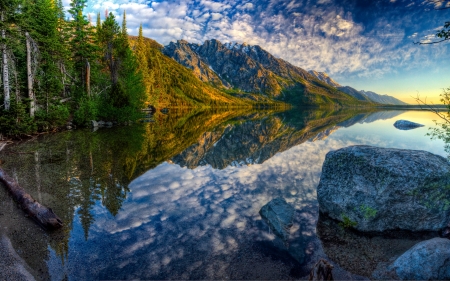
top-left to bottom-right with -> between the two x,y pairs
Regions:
0,167 -> 63,230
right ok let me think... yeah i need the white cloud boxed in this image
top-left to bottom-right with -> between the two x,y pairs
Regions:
83,0 -> 450,80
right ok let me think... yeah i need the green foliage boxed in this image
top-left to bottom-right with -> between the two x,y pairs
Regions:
427,88 -> 450,159
0,100 -> 36,137
436,21 -> 450,42
74,98 -> 99,125
35,104 -> 70,130
360,204 -> 377,220
339,215 -> 357,228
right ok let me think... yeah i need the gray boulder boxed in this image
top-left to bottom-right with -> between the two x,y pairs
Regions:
317,145 -> 450,232
393,120 -> 424,130
385,238 -> 450,280
259,197 -> 294,243
90,120 -> 98,128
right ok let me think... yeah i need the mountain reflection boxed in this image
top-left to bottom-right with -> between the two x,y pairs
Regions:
173,109 -> 404,169
0,108 -> 409,280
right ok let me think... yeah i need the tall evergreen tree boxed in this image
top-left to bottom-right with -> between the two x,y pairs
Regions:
68,0 -> 97,98
135,24 -> 151,102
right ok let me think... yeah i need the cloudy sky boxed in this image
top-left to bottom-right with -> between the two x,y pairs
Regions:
75,0 -> 449,103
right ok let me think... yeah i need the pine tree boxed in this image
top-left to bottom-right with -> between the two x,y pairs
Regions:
135,24 -> 152,103
68,0 -> 98,98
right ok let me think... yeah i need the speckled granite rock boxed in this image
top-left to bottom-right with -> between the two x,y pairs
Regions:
0,234 -> 36,281
393,120 -> 424,130
317,145 -> 450,232
373,238 -> 450,280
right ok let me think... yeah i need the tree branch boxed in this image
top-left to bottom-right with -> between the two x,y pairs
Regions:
412,94 -> 450,123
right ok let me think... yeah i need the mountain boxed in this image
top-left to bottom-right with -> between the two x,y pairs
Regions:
163,40 -> 367,107
128,37 -> 263,107
308,71 -> 341,88
309,70 -> 408,105
359,90 -> 408,105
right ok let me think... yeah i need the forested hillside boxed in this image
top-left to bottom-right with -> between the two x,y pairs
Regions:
0,0 -> 266,138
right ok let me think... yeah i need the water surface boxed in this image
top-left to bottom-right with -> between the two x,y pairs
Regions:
0,108 -> 446,280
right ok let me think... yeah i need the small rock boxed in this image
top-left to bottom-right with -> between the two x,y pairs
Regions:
98,121 -> 105,127
393,120 -> 424,130
66,126 -> 72,130
105,122 -> 113,127
259,197 -> 294,243
90,120 -> 98,128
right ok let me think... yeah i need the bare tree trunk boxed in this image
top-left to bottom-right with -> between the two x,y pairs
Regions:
26,32 -> 35,117
86,59 -> 90,98
2,12 -> 10,111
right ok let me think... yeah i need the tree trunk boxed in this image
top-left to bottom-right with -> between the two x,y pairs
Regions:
2,12 -> 10,111
86,59 -> 90,98
26,32 -> 35,117
0,167 -> 63,230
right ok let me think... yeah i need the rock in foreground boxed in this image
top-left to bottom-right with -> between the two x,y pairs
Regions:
374,238 -> 450,280
259,197 -> 294,243
393,120 -> 424,130
317,145 -> 450,232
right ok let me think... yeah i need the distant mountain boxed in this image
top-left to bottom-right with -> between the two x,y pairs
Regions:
163,40 -> 367,107
360,90 -> 408,105
309,70 -> 408,105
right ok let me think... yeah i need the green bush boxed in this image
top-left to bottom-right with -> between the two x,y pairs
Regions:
35,104 -> 70,131
74,98 -> 99,125
0,100 -> 37,137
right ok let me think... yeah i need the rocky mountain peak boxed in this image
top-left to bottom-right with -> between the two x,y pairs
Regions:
308,70 -> 342,87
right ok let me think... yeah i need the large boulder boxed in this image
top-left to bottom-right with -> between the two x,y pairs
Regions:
317,145 -> 450,232
374,238 -> 450,280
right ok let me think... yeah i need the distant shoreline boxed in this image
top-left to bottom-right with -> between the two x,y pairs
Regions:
375,104 -> 448,111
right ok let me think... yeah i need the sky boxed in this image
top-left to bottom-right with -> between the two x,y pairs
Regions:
72,0 -> 450,104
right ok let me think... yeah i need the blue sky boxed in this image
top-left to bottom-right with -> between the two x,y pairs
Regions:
74,0 -> 450,104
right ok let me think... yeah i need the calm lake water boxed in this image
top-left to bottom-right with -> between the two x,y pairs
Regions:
0,108 -> 447,280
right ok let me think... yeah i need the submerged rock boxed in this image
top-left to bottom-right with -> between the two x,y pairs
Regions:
393,120 -> 424,130
317,145 -> 450,232
374,238 -> 450,280
259,197 -> 294,244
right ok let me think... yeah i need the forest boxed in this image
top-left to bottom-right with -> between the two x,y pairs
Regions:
0,0 -> 264,138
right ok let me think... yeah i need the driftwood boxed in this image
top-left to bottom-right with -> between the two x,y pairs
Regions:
0,167 -> 63,229
309,259 -> 334,281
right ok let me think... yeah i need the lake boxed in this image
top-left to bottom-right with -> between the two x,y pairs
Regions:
0,108 -> 447,280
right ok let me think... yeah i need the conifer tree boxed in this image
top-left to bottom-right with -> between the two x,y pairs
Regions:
68,0 -> 98,98
135,24 -> 151,102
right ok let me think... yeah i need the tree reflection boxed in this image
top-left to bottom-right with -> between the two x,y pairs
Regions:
0,106 -> 396,273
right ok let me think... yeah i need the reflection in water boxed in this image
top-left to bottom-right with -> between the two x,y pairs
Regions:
0,109 -> 445,280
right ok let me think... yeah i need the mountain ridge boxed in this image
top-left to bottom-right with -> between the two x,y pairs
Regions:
163,39 -> 367,107
308,70 -> 408,105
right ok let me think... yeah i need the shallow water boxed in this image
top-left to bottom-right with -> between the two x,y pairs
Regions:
0,108 -> 446,280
